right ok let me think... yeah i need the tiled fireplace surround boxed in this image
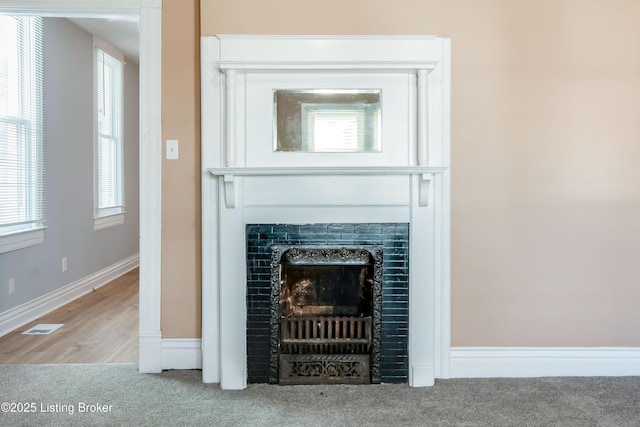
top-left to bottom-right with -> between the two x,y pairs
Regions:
201,36 -> 451,389
246,223 -> 410,383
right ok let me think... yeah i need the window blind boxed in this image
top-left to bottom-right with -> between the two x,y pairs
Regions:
302,103 -> 380,152
306,108 -> 366,152
95,46 -> 124,218
0,16 -> 45,235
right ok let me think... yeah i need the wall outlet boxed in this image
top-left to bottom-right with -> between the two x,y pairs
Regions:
62,257 -> 68,272
9,278 -> 15,295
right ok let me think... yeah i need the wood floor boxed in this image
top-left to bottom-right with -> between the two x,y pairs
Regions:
0,268 -> 138,364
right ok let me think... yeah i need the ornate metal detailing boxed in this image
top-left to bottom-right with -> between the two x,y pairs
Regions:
281,246 -> 372,265
292,360 -> 360,377
279,354 -> 370,385
269,247 -> 283,383
270,245 -> 383,384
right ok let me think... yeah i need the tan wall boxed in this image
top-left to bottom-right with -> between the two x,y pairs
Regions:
160,0 -> 640,345
162,0 -> 201,337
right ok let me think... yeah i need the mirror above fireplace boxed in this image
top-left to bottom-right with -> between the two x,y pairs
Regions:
273,89 -> 382,153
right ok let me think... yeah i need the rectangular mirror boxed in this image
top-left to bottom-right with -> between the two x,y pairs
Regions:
274,89 -> 381,153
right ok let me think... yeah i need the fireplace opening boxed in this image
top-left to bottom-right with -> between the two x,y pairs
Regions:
271,246 -> 382,384
280,264 -> 372,318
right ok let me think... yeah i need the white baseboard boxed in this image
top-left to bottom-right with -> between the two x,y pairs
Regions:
161,338 -> 202,370
450,347 -> 640,378
0,254 -> 139,338
151,344 -> 640,379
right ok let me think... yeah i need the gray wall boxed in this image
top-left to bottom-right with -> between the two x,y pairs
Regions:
0,18 -> 139,313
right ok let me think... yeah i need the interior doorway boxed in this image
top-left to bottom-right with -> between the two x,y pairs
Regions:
0,0 -> 162,373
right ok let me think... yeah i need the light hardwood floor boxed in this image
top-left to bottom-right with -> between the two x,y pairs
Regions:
0,268 -> 138,364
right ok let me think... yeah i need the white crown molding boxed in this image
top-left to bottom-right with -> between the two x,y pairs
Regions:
215,35 -> 444,71
217,61 -> 439,71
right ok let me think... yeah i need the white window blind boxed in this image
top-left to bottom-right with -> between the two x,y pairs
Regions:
95,43 -> 124,222
302,103 -> 380,152
0,16 -> 45,238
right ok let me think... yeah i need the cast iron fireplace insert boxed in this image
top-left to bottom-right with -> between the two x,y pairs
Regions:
270,245 -> 383,384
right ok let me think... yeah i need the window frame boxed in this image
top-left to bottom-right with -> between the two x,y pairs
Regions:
93,37 -> 125,231
0,16 -> 45,253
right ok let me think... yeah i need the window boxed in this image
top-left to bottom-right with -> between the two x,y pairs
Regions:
94,40 -> 124,230
302,103 -> 380,152
0,16 -> 44,253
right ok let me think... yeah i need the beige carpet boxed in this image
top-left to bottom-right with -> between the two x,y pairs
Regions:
1,364 -> 639,426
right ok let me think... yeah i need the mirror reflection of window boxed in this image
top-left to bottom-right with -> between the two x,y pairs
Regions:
274,89 -> 381,153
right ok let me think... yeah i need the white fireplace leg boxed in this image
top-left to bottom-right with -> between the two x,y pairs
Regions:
218,178 -> 248,390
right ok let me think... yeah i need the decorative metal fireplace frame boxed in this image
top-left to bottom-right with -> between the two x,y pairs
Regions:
270,245 -> 383,384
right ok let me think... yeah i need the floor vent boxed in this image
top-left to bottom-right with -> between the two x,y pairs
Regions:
22,324 -> 64,335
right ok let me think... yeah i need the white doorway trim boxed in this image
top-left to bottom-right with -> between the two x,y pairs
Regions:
0,0 -> 163,373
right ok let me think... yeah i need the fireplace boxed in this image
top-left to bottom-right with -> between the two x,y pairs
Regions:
246,224 -> 409,384
271,245 -> 382,384
201,35 -> 451,389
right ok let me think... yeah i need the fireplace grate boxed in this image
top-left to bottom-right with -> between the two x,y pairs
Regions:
280,316 -> 371,354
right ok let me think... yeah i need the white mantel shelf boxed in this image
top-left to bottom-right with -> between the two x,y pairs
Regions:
209,166 -> 448,209
208,166 -> 448,176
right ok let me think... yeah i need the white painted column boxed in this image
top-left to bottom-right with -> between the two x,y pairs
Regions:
417,69 -> 429,166
225,69 -> 237,167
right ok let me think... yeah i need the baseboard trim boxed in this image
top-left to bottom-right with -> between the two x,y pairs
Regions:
161,338 -> 202,370
0,254 -> 139,338
450,347 -> 640,378
155,345 -> 640,378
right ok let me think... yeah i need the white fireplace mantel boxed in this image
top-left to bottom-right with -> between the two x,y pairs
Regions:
201,35 -> 451,389
208,166 -> 447,209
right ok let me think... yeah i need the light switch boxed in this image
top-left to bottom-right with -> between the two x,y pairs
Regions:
166,139 -> 179,160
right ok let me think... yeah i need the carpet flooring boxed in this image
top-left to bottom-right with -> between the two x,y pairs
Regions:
1,364 -> 639,426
